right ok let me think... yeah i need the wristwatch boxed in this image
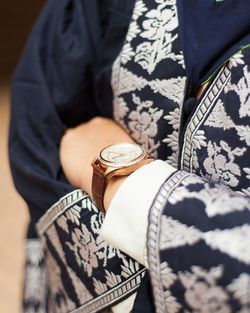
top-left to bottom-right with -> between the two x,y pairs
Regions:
91,142 -> 153,213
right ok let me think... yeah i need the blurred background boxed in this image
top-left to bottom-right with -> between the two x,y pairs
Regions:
0,2 -> 44,312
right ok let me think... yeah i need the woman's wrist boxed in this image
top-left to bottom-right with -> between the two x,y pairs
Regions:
103,176 -> 127,212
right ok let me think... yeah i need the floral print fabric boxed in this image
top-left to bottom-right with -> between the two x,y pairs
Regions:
36,191 -> 145,313
148,172 -> 250,313
31,0 -> 250,312
112,0 -> 186,166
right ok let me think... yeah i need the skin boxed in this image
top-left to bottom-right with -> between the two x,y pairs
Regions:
60,116 -> 135,211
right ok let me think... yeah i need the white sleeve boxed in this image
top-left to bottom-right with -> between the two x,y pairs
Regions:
100,160 -> 176,266
111,292 -> 137,313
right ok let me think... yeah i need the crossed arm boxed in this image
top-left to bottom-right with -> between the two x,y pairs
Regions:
60,116 -> 135,211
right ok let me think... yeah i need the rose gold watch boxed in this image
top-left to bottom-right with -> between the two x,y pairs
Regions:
91,143 -> 153,213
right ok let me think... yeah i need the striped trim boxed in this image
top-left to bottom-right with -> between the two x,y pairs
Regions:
71,269 -> 145,313
181,63 -> 232,172
36,189 -> 88,235
36,190 -> 145,312
147,171 -> 188,313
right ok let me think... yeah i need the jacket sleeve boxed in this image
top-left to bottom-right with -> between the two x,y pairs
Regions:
101,162 -> 250,312
147,170 -> 250,313
9,0 -> 101,223
101,50 -> 250,312
9,1 -> 146,312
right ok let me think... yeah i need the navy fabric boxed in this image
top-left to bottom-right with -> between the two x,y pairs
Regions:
9,0 -> 135,223
9,1 -> 250,312
9,0 -> 250,222
177,0 -> 250,85
132,272 -> 155,313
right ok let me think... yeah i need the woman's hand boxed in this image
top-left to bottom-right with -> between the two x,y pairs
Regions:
60,117 -> 134,209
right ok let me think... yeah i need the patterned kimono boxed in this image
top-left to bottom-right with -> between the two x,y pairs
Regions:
9,0 -> 250,312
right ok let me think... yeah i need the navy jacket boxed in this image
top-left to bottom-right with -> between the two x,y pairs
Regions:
9,1 -> 250,312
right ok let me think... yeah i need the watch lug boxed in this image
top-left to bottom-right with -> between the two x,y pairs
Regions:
91,157 -> 98,167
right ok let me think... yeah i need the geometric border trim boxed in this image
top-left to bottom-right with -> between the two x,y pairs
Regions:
36,190 -> 145,312
180,63 -> 232,172
36,189 -> 88,236
71,269 -> 145,313
147,171 -> 188,313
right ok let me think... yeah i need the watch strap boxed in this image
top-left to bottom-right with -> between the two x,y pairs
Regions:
92,164 -> 107,213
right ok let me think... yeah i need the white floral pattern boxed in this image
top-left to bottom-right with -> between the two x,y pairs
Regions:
160,261 -> 177,289
229,51 -> 245,68
226,65 -> 250,118
37,189 -> 145,312
121,257 -> 141,278
65,204 -> 82,226
163,290 -> 181,313
93,277 -> 108,295
159,213 -> 250,266
66,225 -> 99,276
177,267 -> 250,313
135,2 -> 181,74
227,273 -> 250,310
149,76 -> 186,104
160,216 -> 202,250
204,99 -> 235,130
203,140 -> 246,188
178,266 -> 231,313
204,225 -> 250,265
33,1 -> 250,312
205,99 -> 250,146
128,94 -> 163,155
181,54 -> 250,196
46,251 -> 75,313
168,179 -> 250,217
148,169 -> 250,313
112,0 -> 186,161
46,224 -> 93,307
23,240 -> 47,313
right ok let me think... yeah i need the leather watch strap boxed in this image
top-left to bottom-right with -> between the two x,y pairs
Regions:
92,165 -> 107,213
91,143 -> 154,214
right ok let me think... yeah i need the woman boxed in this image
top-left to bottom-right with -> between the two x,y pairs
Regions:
9,0 -> 250,312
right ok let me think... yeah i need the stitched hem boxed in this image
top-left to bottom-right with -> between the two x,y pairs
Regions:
147,171 -> 188,313
71,270 -> 145,313
181,63 -> 231,172
36,189 -> 87,235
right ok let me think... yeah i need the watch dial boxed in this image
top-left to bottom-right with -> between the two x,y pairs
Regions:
100,143 -> 144,165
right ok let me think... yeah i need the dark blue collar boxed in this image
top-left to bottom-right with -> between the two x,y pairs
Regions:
177,0 -> 250,85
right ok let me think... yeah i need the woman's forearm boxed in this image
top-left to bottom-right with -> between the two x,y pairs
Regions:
60,116 -> 134,208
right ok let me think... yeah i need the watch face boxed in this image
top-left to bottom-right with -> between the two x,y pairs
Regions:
100,143 -> 145,167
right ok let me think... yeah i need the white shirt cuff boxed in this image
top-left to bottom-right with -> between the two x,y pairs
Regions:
100,160 -> 176,266
111,292 -> 137,313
